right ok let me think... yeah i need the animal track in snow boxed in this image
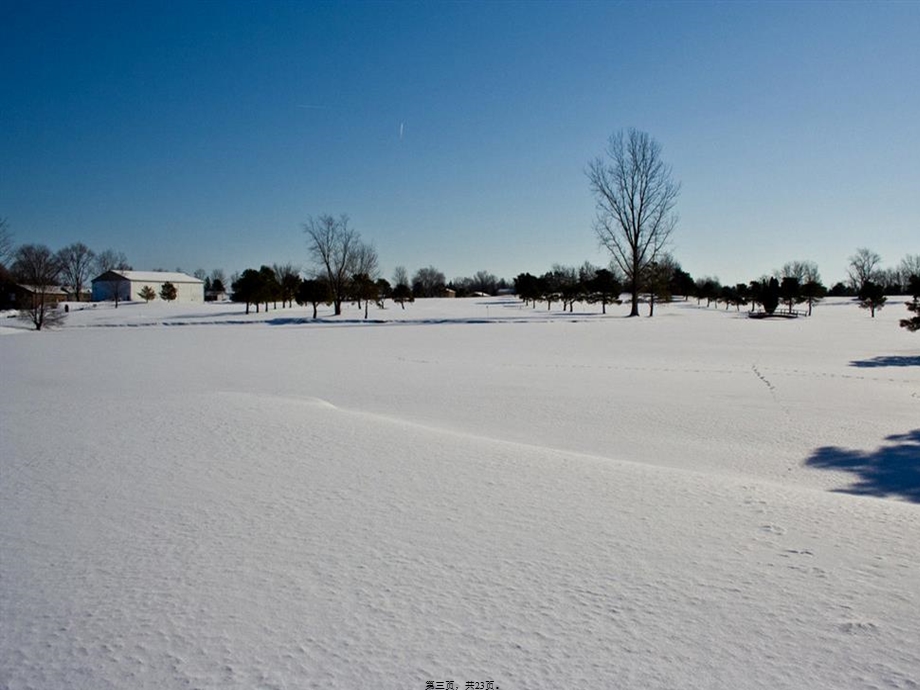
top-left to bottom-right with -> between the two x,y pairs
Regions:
760,524 -> 786,536
751,364 -> 776,392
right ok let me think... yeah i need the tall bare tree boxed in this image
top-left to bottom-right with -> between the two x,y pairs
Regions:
847,248 -> 882,291
56,242 -> 96,301
588,129 -> 680,317
12,244 -> 64,330
304,214 -> 361,316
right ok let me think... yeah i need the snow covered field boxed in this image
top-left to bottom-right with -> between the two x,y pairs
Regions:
2,297 -> 918,689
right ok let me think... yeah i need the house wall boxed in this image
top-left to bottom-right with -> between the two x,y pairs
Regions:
93,275 -> 204,303
91,280 -> 131,302
129,280 -> 203,303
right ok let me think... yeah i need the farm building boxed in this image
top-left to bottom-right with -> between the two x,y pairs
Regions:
4,284 -> 70,309
91,271 -> 204,304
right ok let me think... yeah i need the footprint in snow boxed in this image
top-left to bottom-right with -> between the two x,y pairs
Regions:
839,621 -> 880,635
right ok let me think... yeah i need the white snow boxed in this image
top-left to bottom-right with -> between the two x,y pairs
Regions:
2,297 -> 918,689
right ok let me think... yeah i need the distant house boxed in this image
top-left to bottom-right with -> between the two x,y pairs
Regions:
6,284 -> 70,309
204,288 -> 228,302
91,271 -> 204,304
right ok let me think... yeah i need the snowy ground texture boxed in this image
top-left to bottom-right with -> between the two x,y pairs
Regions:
2,296 -> 919,690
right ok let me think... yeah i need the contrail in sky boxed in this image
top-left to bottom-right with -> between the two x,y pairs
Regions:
399,122 -> 404,140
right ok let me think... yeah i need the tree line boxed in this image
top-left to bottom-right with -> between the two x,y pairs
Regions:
2,126 -> 916,332
0,223 -> 136,329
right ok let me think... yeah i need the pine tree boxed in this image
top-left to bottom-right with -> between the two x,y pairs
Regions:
138,285 -> 156,303
762,278 -> 780,315
159,282 -> 177,302
295,278 -> 332,319
858,281 -> 886,317
900,276 -> 920,332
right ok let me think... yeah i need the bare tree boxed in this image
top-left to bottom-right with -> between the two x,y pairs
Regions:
643,252 -> 678,317
95,249 -> 131,274
588,129 -> 680,316
12,244 -> 64,330
56,242 -> 96,301
0,217 -> 13,268
210,268 -> 226,287
412,266 -> 446,298
471,270 -> 499,295
899,254 -> 920,286
273,262 -> 301,308
847,248 -> 882,291
349,241 -> 379,311
304,214 -> 361,316
353,242 -> 379,279
392,265 -> 410,289
777,260 -> 820,284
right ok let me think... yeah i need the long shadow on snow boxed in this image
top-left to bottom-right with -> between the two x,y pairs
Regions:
850,355 -> 920,368
805,429 -> 920,503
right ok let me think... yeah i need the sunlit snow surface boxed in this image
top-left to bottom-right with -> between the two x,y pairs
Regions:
2,297 -> 919,689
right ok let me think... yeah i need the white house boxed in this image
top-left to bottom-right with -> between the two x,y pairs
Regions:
91,271 -> 205,304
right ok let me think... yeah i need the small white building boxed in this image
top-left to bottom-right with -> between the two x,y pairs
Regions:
91,271 -> 205,304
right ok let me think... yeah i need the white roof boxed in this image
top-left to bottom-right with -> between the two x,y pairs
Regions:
110,271 -> 203,284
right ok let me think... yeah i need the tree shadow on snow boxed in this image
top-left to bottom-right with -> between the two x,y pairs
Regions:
850,355 -> 920,368
805,430 -> 920,503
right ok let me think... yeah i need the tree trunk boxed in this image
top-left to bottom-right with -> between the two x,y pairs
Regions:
312,303 -> 318,319
334,299 -> 342,316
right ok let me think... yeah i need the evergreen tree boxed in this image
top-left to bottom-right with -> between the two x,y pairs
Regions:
762,278 -> 780,315
513,273 -> 541,308
585,268 -> 622,314
858,280 -> 886,317
296,278 -> 332,319
232,269 -> 263,314
159,282 -> 177,302
258,266 -> 280,310
801,280 -> 827,316
779,277 -> 802,314
138,285 -> 156,303
375,278 -> 392,306
351,273 -> 378,319
392,282 -> 413,310
899,275 -> 920,332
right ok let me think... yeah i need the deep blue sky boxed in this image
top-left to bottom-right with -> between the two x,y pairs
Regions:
2,0 -> 918,285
